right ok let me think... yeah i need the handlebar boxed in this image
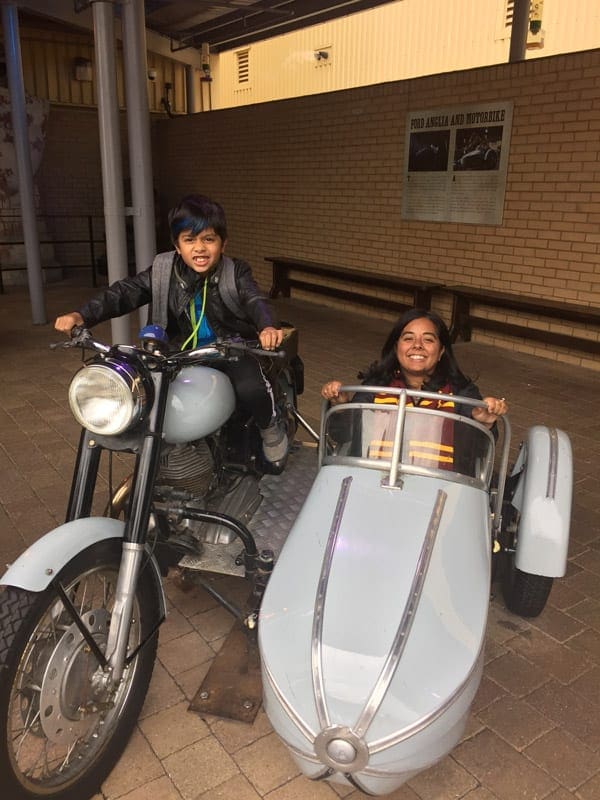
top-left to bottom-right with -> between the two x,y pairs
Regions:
50,326 -> 111,354
50,327 -> 284,364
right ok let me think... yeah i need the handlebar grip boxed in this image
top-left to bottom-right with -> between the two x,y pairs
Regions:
226,341 -> 285,358
253,348 -> 285,358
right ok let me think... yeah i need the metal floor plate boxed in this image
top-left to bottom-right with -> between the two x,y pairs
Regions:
179,442 -> 319,576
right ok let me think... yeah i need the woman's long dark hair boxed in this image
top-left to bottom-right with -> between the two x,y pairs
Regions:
360,308 -> 471,392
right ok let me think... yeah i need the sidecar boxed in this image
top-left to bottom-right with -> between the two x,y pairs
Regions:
258,389 -> 572,795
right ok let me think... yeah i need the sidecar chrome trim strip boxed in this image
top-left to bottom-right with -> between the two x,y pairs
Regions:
312,475 -> 353,730
368,645 -> 484,753
386,390 -> 408,488
352,489 -> 447,740
285,734 -> 452,782
321,456 -> 489,491
547,428 -> 558,499
262,660 -> 317,743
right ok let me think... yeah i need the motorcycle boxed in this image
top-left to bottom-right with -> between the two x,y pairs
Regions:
0,323 -> 310,800
0,345 -> 572,799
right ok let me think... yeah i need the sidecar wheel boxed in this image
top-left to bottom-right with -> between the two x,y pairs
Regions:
0,540 -> 159,800
502,556 -> 553,618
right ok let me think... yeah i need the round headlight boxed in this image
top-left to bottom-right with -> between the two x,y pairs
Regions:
68,361 -> 148,436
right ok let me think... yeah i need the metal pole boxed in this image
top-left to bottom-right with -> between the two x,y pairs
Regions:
92,0 -> 130,344
509,0 -> 530,62
121,0 -> 156,328
2,4 -> 47,324
185,65 -> 201,113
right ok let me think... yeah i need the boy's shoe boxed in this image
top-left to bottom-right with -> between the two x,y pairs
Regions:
260,419 -> 289,464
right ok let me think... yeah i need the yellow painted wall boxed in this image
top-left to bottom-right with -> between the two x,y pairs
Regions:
3,23 -> 187,114
211,0 -> 600,108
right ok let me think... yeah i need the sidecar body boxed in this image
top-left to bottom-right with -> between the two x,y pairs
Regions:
259,390 -> 572,795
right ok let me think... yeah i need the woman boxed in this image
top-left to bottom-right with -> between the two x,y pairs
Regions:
322,309 -> 507,468
321,308 -> 507,427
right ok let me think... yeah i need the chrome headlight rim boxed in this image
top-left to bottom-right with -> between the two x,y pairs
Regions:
68,359 -> 149,436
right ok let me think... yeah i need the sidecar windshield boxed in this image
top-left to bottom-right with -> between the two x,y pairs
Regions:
322,403 -> 495,488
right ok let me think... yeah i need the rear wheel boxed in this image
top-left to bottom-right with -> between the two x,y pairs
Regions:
502,554 -> 553,617
500,486 -> 553,618
0,540 -> 160,800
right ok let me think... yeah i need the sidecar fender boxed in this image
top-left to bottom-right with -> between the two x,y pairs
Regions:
511,426 -> 572,577
1,518 -> 165,611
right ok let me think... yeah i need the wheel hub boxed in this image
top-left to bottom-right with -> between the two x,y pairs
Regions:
39,608 -> 110,746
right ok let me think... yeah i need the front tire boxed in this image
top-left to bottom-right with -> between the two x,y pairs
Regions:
0,540 -> 160,800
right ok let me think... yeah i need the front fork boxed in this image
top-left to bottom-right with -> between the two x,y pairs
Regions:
64,370 -> 171,684
104,543 -> 146,682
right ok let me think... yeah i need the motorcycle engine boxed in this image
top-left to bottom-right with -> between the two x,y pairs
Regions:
156,440 -> 214,496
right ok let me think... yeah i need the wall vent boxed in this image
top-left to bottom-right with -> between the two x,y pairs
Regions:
236,50 -> 250,84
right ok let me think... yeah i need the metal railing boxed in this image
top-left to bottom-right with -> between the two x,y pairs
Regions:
0,214 -> 107,293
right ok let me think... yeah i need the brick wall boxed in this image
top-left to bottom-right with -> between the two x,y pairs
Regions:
151,48 -> 600,369
33,49 -> 600,368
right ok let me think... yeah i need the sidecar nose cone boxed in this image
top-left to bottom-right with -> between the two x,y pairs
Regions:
327,738 -> 356,764
314,725 -> 369,772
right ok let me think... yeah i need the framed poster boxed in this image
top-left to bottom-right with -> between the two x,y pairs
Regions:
401,101 -> 513,225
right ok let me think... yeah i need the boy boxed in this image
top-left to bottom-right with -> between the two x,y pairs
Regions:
55,194 -> 288,464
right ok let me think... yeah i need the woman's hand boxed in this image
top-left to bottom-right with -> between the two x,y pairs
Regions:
472,396 -> 508,427
321,380 -> 352,405
55,312 -> 84,334
259,326 -> 283,350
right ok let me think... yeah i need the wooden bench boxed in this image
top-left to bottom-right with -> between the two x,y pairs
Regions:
265,257 -> 440,313
449,286 -> 600,355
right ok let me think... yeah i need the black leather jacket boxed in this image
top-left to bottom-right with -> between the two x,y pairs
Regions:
78,253 -> 279,343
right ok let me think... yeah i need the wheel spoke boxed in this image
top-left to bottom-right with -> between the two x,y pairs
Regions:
1,541 -> 158,796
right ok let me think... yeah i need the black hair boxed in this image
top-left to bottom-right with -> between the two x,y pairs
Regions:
168,194 -> 227,243
360,308 -> 471,391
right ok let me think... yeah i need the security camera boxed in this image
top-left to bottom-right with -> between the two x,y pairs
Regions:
147,68 -> 157,81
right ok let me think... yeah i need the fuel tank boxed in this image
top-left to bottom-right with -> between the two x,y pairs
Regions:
163,365 -> 235,444
259,464 -> 491,795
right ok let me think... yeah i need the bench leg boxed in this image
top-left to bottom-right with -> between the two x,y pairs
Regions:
450,295 -> 472,342
414,288 -> 433,310
269,264 -> 291,299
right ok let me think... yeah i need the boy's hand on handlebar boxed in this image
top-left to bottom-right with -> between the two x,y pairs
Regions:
55,312 -> 84,334
259,326 -> 283,351
321,380 -> 352,405
472,396 -> 508,427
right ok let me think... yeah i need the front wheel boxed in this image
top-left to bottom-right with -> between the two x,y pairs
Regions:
0,540 -> 160,800
502,554 -> 553,618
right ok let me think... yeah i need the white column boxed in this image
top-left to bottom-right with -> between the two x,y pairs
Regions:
92,0 -> 130,344
122,0 -> 157,327
2,4 -> 47,324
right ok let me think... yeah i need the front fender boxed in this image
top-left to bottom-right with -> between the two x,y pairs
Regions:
1,519 -> 164,609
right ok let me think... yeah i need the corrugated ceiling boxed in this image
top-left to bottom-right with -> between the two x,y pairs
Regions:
140,0 -> 395,53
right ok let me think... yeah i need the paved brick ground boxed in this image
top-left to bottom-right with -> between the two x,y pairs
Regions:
1,277 -> 599,800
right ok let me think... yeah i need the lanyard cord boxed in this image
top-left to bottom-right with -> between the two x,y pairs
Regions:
181,279 -> 208,350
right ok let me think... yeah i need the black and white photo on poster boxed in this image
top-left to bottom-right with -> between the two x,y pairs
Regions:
402,102 -> 513,224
